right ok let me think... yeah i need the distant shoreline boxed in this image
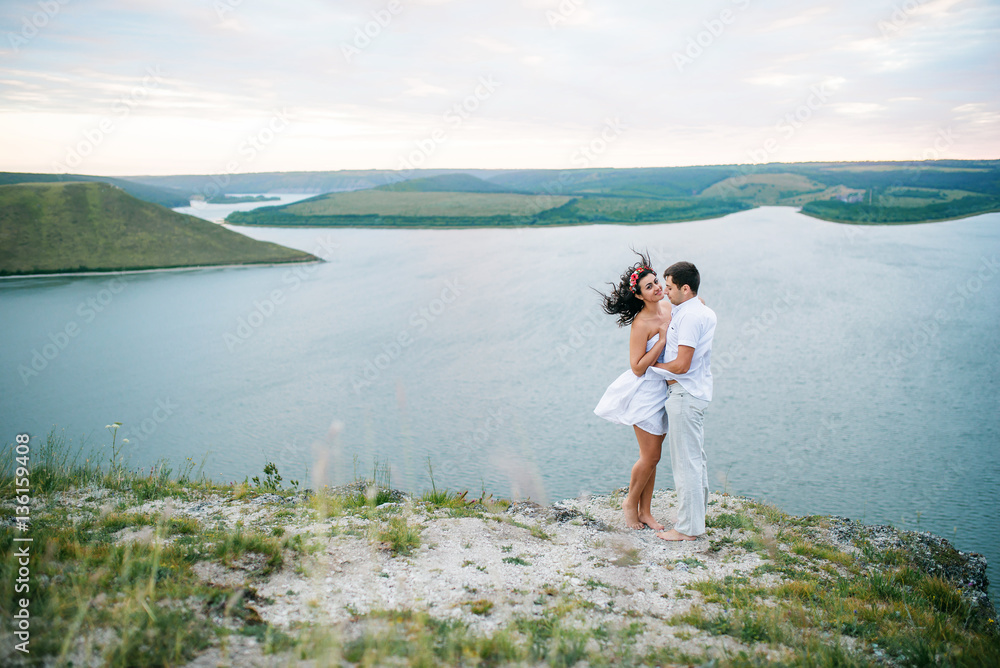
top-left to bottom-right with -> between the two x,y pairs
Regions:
801,206 -> 1000,226
223,211 -> 751,231
225,204 -> 1000,230
0,257 -> 324,281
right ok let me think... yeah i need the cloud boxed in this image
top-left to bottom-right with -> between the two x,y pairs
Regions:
401,77 -> 451,98
0,0 -> 997,174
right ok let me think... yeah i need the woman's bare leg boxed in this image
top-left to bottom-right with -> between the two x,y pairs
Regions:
622,426 -> 663,529
638,457 -> 665,530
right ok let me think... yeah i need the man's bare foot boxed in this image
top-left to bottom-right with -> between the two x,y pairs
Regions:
655,529 -> 697,541
621,498 -> 643,529
638,513 -> 665,531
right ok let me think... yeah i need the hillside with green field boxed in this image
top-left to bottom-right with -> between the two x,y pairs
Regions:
0,171 -> 190,208
374,173 -> 520,193
124,169 -> 508,195
0,182 -> 318,276
801,191 -> 1000,223
225,174 -> 752,227
123,160 -> 1000,228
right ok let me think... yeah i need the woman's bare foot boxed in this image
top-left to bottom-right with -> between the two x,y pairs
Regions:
655,529 -> 697,541
621,498 -> 643,529
638,513 -> 665,531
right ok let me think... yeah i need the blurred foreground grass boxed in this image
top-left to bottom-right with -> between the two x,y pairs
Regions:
1,428 -> 997,667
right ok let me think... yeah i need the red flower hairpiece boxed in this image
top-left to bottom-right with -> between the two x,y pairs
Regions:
629,266 -> 653,293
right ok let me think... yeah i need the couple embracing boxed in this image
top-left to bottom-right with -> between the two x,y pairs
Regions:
595,252 -> 716,541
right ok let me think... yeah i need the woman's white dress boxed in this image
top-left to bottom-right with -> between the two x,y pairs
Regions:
594,333 -> 669,435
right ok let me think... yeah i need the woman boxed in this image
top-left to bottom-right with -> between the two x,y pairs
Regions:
594,251 -> 671,530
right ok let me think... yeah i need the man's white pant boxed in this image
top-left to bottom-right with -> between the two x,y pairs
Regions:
665,383 -> 709,536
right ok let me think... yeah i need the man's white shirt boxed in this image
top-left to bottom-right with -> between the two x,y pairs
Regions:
652,297 -> 716,401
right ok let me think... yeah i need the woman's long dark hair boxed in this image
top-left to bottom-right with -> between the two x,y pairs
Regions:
595,250 -> 657,327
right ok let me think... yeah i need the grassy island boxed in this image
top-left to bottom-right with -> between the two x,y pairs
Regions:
1,430 -> 996,667
1,171 -> 189,208
217,161 -> 1000,229
204,195 -> 281,204
224,174 -> 752,228
0,182 -> 318,277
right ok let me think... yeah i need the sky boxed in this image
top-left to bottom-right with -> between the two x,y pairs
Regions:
1,0 -> 998,176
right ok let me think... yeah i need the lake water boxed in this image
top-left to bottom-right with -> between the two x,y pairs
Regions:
172,193 -> 314,223
2,202 -> 998,602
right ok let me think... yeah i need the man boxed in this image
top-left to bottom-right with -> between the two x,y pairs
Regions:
650,261 -> 716,541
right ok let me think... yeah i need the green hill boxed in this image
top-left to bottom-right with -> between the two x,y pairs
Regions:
122,160 -> 1000,227
0,182 -> 319,276
375,173 -> 518,193
486,166 -> 739,198
225,189 -> 573,227
0,172 -> 190,207
226,188 -> 750,228
121,169 -> 509,195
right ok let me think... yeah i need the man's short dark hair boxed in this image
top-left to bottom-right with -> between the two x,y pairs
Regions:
664,261 -> 700,294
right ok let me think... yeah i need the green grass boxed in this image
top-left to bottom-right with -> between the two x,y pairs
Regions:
0,170 -> 190,207
377,516 -> 422,556
4,430 -> 998,666
375,173 -> 516,193
700,172 -> 830,204
0,510 -> 274,665
541,195 -> 752,223
507,517 -> 553,541
502,556 -> 531,566
0,427 -> 205,501
707,512 -> 758,532
324,607 -> 648,666
274,189 -> 572,217
467,599 -> 494,615
0,182 -> 318,276
223,160 -> 1000,228
682,556 -> 1000,667
801,193 -> 1000,223
211,523 -> 284,574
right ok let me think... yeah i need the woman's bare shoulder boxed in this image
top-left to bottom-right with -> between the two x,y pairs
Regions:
630,316 -> 657,338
